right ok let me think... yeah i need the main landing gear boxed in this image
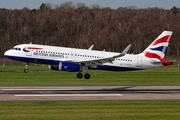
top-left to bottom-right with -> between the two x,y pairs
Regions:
77,73 -> 91,79
77,65 -> 91,79
24,63 -> 29,73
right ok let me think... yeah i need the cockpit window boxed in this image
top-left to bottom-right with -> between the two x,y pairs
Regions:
12,47 -> 21,51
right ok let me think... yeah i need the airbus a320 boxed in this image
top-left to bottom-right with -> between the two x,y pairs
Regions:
4,31 -> 174,79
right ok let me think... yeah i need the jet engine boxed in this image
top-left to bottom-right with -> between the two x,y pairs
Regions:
48,62 -> 80,72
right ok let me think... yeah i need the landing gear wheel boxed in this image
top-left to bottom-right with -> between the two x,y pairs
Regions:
77,73 -> 83,79
24,62 -> 29,73
84,73 -> 90,79
24,69 -> 28,73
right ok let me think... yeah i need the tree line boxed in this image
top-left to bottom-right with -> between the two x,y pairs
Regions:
0,2 -> 180,64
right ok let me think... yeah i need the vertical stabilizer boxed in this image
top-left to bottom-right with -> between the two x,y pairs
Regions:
142,31 -> 172,60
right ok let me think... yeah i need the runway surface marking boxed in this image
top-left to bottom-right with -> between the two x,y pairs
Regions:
0,86 -> 180,101
15,94 -> 123,97
2,88 -> 102,91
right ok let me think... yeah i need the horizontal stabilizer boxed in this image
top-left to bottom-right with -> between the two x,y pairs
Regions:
162,60 -> 176,66
151,60 -> 175,66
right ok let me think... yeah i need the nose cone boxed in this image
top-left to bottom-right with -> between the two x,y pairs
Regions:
4,51 -> 8,56
4,50 -> 11,57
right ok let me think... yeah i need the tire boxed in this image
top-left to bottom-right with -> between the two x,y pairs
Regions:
77,73 -> 83,79
24,69 -> 28,73
84,73 -> 90,79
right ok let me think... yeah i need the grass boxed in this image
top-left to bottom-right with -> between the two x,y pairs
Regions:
0,101 -> 180,120
0,65 -> 180,120
0,65 -> 180,85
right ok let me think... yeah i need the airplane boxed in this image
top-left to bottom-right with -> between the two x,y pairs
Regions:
4,31 -> 174,79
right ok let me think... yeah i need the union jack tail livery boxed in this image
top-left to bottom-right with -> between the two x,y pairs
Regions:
142,31 -> 173,66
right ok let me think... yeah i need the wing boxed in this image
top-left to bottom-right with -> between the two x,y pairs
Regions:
63,44 -> 131,67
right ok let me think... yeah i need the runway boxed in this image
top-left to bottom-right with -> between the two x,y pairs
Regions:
0,85 -> 180,101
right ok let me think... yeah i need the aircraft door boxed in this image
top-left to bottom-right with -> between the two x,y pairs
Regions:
137,56 -> 142,67
26,46 -> 32,56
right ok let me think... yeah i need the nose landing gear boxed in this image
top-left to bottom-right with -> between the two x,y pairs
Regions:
24,63 -> 29,73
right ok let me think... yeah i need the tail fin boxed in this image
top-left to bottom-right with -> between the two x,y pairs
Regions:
142,31 -> 172,61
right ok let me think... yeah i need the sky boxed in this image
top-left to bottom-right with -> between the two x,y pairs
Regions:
0,0 -> 179,10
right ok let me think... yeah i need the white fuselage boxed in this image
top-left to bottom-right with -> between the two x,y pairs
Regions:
4,44 -> 162,71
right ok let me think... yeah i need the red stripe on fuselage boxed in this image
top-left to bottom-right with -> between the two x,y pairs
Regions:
27,47 -> 43,50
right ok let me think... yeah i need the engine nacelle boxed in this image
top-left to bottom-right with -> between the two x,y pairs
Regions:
49,62 -> 80,72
